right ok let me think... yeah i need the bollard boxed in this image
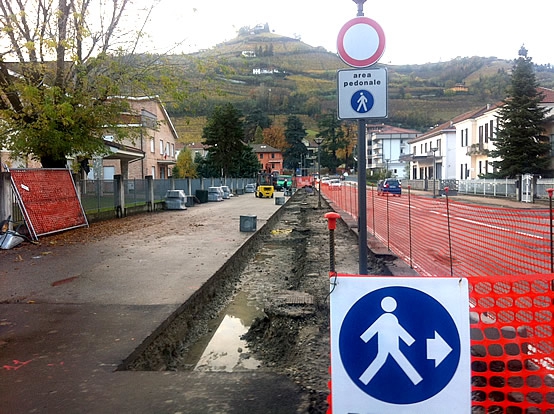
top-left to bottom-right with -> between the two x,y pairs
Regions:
324,212 -> 340,274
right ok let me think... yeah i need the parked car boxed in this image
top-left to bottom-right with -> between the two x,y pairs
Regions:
377,178 -> 402,196
329,179 -> 342,188
245,183 -> 256,193
221,185 -> 231,199
208,186 -> 223,202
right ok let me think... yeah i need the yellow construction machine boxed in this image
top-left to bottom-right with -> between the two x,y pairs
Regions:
255,172 -> 275,198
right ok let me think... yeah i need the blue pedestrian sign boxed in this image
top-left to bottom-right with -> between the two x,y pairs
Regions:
330,277 -> 470,413
337,68 -> 387,119
350,90 -> 374,114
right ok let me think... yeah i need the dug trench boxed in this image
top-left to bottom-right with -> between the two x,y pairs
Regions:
119,188 -> 392,413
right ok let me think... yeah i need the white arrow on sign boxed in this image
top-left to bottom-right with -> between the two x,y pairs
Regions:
427,331 -> 452,367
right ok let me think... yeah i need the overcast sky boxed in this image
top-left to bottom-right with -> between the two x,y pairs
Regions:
134,0 -> 554,65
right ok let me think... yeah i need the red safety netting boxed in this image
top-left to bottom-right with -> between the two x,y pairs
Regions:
469,274 -> 554,413
10,169 -> 88,239
323,184 -> 552,277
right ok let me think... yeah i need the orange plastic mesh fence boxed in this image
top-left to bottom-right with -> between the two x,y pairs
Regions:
10,169 -> 88,239
469,274 -> 554,413
322,184 -> 552,276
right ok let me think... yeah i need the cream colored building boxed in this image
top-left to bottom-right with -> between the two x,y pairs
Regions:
100,96 -> 178,180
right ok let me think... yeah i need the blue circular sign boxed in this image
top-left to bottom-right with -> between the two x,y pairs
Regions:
350,90 -> 374,113
339,286 -> 461,404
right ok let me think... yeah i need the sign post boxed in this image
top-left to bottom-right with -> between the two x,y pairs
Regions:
336,5 -> 387,275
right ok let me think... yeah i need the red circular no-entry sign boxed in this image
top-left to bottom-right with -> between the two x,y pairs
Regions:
337,17 -> 386,68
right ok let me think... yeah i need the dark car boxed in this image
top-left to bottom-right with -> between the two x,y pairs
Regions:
377,178 -> 402,196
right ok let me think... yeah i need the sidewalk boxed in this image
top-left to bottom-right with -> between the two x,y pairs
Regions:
0,194 -> 304,414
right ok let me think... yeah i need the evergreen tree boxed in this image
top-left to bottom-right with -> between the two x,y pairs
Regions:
253,126 -> 265,144
243,109 -> 272,142
490,47 -> 551,177
282,116 -> 308,171
228,147 -> 261,177
202,103 -> 246,177
316,113 -> 345,174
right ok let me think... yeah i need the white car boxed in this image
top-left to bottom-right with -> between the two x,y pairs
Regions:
207,186 -> 223,201
221,185 -> 231,199
245,183 -> 256,193
329,179 -> 341,187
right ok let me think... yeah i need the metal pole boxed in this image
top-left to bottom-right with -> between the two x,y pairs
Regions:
433,156 -> 436,198
433,149 -> 436,198
445,187 -> 454,277
431,147 -> 438,198
317,143 -> 322,208
353,0 -> 367,274
358,119 -> 368,274
546,188 -> 554,273
408,185 -> 413,268
353,0 -> 366,16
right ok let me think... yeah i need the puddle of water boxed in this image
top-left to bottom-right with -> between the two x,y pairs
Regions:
181,290 -> 264,372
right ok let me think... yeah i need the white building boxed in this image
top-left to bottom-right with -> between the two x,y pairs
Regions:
405,87 -> 554,181
366,124 -> 419,179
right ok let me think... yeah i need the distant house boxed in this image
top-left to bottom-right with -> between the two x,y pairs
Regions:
99,96 -> 178,180
242,51 -> 256,58
250,144 -> 283,174
252,68 -> 281,75
181,142 -> 210,159
1,96 -> 178,179
366,124 -> 420,179
446,83 -> 469,94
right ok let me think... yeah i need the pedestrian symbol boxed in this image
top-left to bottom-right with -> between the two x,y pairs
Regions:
338,286 -> 461,404
350,90 -> 374,113
359,296 -> 423,386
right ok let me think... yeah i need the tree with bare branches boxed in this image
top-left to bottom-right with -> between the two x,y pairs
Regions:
0,0 -> 159,167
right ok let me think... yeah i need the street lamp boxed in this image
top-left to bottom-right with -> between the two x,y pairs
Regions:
314,136 -> 324,208
430,147 -> 438,198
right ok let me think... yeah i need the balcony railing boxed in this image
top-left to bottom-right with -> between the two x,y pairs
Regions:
466,143 -> 488,156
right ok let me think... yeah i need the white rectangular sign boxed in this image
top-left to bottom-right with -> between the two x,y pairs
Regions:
337,68 -> 388,119
330,276 -> 470,413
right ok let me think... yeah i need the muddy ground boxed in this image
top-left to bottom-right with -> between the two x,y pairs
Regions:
124,189 -> 389,413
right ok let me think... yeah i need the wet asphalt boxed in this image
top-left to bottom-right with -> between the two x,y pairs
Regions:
0,192 -> 303,414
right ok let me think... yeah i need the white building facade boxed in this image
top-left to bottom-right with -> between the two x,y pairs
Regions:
405,87 -> 554,182
366,124 -> 419,179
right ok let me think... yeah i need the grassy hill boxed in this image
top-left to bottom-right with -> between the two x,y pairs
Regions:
162,32 -> 554,143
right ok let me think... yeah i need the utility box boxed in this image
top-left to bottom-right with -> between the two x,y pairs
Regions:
240,215 -> 257,232
196,189 -> 209,204
165,190 -> 187,210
